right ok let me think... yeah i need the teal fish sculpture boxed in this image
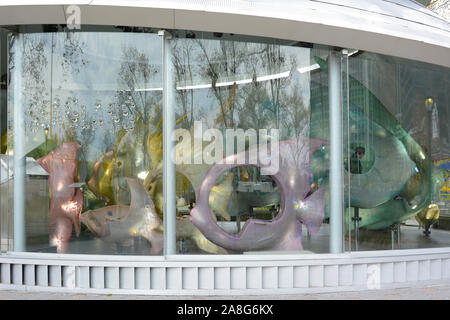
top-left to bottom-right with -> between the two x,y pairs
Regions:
310,56 -> 441,230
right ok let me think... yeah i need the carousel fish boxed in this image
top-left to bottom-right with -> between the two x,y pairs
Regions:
176,215 -> 228,254
37,142 -> 84,253
414,168 -> 445,235
83,177 -> 226,254
87,129 -> 127,205
1,129 -> 6,154
81,178 -> 163,254
87,150 -> 114,203
344,156 -> 445,231
86,104 -> 232,253
415,203 -> 440,236
83,84 -> 267,253
111,117 -> 151,205
310,56 -> 440,231
208,172 -> 234,221
110,110 -> 189,205
190,138 -> 328,252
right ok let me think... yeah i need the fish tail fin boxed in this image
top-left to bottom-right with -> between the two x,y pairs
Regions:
148,230 -> 164,255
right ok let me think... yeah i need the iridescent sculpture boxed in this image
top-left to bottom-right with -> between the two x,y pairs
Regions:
0,129 -> 6,154
37,142 -> 84,253
112,118 -> 151,205
415,203 -> 440,236
84,113 -> 231,253
209,172 -> 234,221
350,162 -> 444,229
111,111 -> 187,206
190,138 -> 327,252
310,56 -> 443,231
415,168 -> 445,235
87,150 -> 114,203
176,215 -> 227,254
81,178 -> 163,254
343,107 -> 416,208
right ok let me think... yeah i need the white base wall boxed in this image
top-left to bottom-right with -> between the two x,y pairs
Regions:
1,248 -> 449,295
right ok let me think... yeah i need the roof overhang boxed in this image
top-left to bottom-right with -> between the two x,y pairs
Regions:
0,0 -> 449,67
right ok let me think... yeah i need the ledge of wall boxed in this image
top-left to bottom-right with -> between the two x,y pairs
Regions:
1,248 -> 449,295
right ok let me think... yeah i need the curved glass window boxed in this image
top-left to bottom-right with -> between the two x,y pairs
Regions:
0,25 -> 449,256
1,28 -> 163,255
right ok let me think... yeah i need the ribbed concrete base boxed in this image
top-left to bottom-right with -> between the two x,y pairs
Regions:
1,248 -> 449,295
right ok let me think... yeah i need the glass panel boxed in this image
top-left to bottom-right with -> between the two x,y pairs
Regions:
342,51 -> 352,252
345,51 -> 450,251
171,33 -> 332,254
3,25 -> 447,257
5,29 -> 163,254
0,29 -> 10,252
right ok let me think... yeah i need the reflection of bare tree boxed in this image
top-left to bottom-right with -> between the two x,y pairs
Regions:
50,33 -> 88,149
236,44 -> 303,140
173,38 -> 310,144
58,32 -> 87,85
116,46 -> 160,122
15,34 -> 50,135
280,83 -> 309,139
195,40 -> 251,127
22,36 -> 48,103
13,32 -> 87,144
189,40 -> 303,138
173,40 -> 195,129
264,44 -> 287,129
237,85 -> 271,130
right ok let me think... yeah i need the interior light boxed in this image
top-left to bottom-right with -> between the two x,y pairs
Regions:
298,63 -> 320,74
425,97 -> 434,111
136,70 -> 291,92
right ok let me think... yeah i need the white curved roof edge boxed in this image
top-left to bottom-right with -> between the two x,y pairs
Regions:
0,0 -> 449,68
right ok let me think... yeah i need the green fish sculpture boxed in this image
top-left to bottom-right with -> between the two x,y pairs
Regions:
310,56 -> 441,230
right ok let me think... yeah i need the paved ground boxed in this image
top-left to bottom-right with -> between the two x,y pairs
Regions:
0,283 -> 449,300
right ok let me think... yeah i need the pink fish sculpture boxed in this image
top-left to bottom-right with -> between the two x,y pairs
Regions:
37,142 -> 83,253
190,138 -> 327,252
81,178 -> 163,255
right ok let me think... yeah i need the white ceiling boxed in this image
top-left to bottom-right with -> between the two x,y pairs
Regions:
0,0 -> 449,67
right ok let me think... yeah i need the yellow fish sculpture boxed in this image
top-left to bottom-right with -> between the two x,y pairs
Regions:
85,106 -> 231,254
415,203 -> 440,236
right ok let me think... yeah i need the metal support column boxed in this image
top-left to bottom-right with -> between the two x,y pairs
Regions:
427,103 -> 433,206
352,207 -> 361,251
13,33 -> 26,252
329,51 -> 344,254
390,223 -> 401,249
160,30 -> 176,255
0,29 -> 9,252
